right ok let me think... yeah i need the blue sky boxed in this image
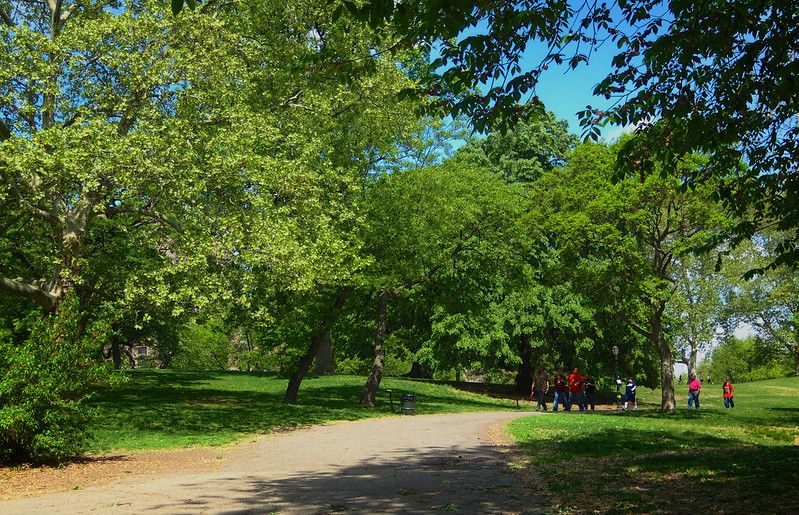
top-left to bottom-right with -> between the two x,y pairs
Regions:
532,43 -> 627,141
452,5 -> 645,142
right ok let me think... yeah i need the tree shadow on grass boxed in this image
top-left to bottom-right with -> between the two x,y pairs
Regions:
520,425 -> 799,513
88,373 -> 518,453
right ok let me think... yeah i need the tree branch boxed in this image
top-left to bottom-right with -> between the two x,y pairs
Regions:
59,3 -> 79,22
0,276 -> 56,311
6,178 -> 61,226
0,8 -> 14,28
0,119 -> 11,142
104,205 -> 184,233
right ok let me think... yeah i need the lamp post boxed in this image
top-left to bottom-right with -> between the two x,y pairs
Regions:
612,345 -> 621,409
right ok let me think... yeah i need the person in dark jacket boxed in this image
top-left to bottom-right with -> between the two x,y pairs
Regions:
623,377 -> 637,411
583,373 -> 597,411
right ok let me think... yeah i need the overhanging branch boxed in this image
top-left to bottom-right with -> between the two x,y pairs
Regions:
0,276 -> 57,311
104,205 -> 184,233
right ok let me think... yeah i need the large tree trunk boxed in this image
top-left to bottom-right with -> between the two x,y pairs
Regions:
283,289 -> 347,404
405,360 -> 432,379
652,308 -> 676,413
111,340 -> 123,369
312,328 -> 334,375
689,340 -> 698,378
514,334 -> 533,394
360,291 -> 389,407
792,345 -> 799,376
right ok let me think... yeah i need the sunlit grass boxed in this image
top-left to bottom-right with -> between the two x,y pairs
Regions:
508,376 -> 799,513
87,370 -> 517,453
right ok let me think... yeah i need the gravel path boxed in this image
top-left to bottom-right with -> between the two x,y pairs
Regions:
0,411 -> 544,514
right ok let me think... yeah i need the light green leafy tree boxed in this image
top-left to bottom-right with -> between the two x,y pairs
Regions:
355,160 -> 525,405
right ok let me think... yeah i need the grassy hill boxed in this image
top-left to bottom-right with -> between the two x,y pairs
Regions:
508,376 -> 799,513
87,370 -> 518,453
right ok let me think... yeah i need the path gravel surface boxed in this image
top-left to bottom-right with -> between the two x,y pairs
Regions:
0,411 -> 544,514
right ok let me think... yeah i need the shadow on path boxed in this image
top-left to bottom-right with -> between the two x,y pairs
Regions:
144,443 -> 541,514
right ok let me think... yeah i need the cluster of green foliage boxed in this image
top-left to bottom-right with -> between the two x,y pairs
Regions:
2,0 -> 797,465
508,377 -> 799,513
704,337 -> 795,383
0,295 -> 116,464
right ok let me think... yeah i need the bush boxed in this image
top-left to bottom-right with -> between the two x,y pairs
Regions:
172,320 -> 233,370
706,336 -> 794,383
0,296 -> 114,465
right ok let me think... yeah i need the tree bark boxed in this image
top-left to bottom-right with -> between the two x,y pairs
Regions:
652,307 -> 676,412
405,360 -> 432,379
283,289 -> 347,404
111,340 -> 122,370
360,291 -> 389,407
514,334 -> 533,394
312,328 -> 334,375
793,346 -> 799,376
689,341 -> 698,378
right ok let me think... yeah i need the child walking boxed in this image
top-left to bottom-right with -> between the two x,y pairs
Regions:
722,379 -> 735,409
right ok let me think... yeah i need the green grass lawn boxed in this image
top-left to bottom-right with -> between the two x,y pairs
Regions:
87,370 -> 517,453
508,376 -> 799,513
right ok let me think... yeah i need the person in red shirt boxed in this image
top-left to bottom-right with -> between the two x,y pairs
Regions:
722,379 -> 735,409
567,367 -> 584,411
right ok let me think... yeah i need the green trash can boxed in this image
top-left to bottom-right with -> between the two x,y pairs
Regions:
401,394 -> 416,415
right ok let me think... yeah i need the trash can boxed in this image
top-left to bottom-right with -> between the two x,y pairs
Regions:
401,394 -> 416,415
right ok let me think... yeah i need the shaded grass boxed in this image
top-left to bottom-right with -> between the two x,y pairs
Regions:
508,376 -> 799,513
87,370 -> 517,453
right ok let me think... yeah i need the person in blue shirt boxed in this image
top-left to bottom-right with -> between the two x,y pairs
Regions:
623,377 -> 637,411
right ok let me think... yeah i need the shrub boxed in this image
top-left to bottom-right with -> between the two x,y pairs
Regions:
0,295 -> 114,464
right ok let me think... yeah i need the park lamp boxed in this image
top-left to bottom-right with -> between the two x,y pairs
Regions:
612,345 -> 622,409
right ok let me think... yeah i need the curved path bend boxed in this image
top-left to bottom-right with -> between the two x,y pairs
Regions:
1,411 -> 544,514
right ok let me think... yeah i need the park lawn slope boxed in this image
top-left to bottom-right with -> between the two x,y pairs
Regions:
508,376 -> 799,514
87,370 -> 517,453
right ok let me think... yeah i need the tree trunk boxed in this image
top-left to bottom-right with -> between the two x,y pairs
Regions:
514,334 -> 533,394
312,328 -> 334,375
652,309 -> 676,412
360,291 -> 389,407
405,360 -> 432,379
111,340 -> 122,370
793,346 -> 799,376
283,331 -> 324,404
689,341 -> 698,379
283,289 -> 348,404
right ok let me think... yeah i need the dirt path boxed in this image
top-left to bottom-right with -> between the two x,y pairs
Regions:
0,411 -> 545,514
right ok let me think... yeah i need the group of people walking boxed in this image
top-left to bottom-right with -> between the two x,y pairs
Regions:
530,368 -> 737,411
530,367 -> 597,412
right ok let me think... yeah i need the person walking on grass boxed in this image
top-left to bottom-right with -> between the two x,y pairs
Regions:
531,367 -> 549,412
584,373 -> 596,411
722,378 -> 735,409
567,367 -> 585,412
623,377 -> 637,411
688,374 -> 702,409
553,370 -> 568,411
